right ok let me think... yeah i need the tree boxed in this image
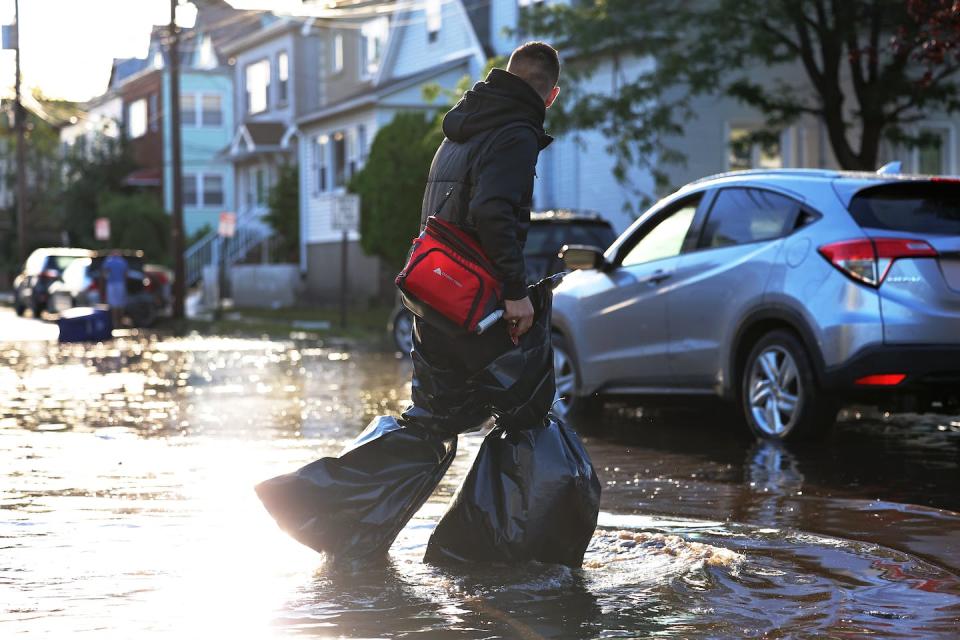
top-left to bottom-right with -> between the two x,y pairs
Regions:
96,192 -> 171,263
524,0 -> 960,192
61,128 -> 138,247
349,112 -> 443,270
264,163 -> 300,262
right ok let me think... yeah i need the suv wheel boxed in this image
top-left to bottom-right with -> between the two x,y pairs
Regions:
390,307 -> 414,355
741,330 -> 837,441
553,333 -> 602,420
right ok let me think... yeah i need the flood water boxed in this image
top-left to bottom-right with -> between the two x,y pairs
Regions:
2,321 -> 959,638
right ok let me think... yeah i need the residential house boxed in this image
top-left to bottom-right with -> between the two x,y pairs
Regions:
62,1 -> 262,238
162,3 -> 263,236
220,15 -> 317,232
293,0 -> 486,303
467,0 -> 958,231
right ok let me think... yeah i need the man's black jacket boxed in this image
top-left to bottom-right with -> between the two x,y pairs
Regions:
420,69 -> 553,301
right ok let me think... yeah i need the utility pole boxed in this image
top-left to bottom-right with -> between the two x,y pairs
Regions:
169,0 -> 186,319
13,0 -> 27,264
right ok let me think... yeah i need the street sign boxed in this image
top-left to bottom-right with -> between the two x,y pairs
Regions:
2,25 -> 17,50
218,212 -> 236,238
332,194 -> 360,232
94,217 -> 110,241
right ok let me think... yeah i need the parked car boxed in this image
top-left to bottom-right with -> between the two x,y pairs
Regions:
388,211 -> 618,353
47,250 -> 162,327
13,248 -> 95,317
552,168 -> 960,440
144,263 -> 173,317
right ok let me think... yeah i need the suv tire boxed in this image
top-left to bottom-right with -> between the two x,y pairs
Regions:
740,330 -> 837,441
553,333 -> 603,420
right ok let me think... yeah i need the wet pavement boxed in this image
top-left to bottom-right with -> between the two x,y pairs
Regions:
2,307 -> 959,638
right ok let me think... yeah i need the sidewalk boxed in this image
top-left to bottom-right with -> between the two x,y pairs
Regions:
0,291 -> 13,305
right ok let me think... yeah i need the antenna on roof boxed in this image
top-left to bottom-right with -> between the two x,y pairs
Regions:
877,161 -> 902,175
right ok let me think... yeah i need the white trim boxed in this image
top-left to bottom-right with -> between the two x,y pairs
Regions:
281,125 -> 300,149
229,125 -> 257,155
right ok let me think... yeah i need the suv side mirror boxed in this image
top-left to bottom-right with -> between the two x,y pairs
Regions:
561,244 -> 607,271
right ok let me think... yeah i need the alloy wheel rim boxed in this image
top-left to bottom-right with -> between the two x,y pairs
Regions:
747,346 -> 802,437
553,346 -> 576,417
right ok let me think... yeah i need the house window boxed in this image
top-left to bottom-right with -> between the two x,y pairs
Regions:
426,0 -> 441,42
127,98 -> 147,139
728,126 -> 782,171
245,59 -> 271,114
357,124 -> 368,162
277,51 -> 289,105
201,94 -> 222,126
332,34 -> 344,74
332,131 -> 348,187
315,135 -> 329,193
183,174 -> 199,207
180,94 -> 197,126
361,17 -> 389,78
916,126 -> 951,175
203,175 -> 224,207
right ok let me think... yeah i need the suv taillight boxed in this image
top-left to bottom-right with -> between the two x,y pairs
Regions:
818,238 -> 937,287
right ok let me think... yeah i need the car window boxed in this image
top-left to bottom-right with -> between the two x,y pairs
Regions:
621,201 -> 699,267
698,188 -> 801,249
51,255 -> 80,271
563,223 -> 617,250
523,225 -> 560,255
848,182 -> 960,236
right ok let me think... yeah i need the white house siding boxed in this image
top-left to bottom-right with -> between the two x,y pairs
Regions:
387,1 -> 485,80
301,108 -> 378,245
231,28 -> 299,126
533,55 -> 656,233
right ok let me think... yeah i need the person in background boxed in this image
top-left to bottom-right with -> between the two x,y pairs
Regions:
102,250 -> 128,328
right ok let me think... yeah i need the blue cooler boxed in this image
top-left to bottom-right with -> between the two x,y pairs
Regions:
57,307 -> 113,343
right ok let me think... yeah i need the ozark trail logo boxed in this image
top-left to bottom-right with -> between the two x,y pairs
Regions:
433,266 -> 463,287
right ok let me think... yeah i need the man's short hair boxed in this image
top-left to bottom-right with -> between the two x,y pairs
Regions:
506,41 -> 560,100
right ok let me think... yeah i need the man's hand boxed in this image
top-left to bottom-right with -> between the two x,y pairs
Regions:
503,296 -> 534,345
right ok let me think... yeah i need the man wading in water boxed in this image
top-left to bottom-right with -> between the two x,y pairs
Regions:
402,41 -> 561,433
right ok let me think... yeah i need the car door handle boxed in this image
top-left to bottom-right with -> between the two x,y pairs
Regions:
640,270 -> 672,285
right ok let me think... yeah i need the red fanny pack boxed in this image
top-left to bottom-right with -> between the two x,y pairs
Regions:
396,216 -> 502,334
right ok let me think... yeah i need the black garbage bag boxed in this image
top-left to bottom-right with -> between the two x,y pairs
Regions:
425,275 -> 601,567
424,419 -> 600,568
255,275 -> 600,567
255,416 -> 456,565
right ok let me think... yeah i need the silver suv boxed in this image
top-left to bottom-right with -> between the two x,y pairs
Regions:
552,168 -> 960,440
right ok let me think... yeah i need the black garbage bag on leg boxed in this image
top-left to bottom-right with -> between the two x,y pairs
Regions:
424,277 -> 602,568
255,416 -> 456,566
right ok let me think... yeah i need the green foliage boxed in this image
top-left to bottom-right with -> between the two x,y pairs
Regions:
264,163 -> 300,262
523,0 -> 960,190
61,131 -> 139,247
349,112 -> 443,270
96,192 -> 171,264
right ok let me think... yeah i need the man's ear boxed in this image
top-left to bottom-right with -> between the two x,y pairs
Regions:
545,86 -> 560,109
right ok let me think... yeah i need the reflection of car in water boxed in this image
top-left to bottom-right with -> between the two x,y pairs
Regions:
13,248 -> 94,318
388,211 -> 618,354
47,250 -> 166,327
552,168 -> 960,441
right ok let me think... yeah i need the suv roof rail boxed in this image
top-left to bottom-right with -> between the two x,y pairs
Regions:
876,161 -> 902,175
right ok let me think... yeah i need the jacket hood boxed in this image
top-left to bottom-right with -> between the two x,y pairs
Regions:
442,68 -> 553,149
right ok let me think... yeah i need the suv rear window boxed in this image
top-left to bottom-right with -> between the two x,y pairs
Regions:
848,182 -> 960,236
